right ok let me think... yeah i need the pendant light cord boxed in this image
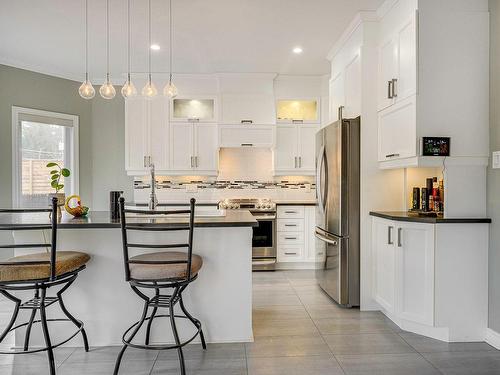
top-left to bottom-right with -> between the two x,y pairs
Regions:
169,0 -> 173,83
85,0 -> 88,80
148,0 -> 152,84
127,0 -> 131,80
106,0 -> 110,81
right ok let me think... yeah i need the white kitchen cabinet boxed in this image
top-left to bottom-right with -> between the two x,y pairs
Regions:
329,73 -> 345,123
372,217 -> 397,314
305,206 -> 321,262
125,96 -> 169,175
276,99 -> 320,124
344,53 -> 362,119
273,125 -> 317,175
170,122 -> 218,175
221,93 -> 275,125
376,0 -> 488,169
378,14 -> 417,111
378,95 -> 416,161
219,124 -> 275,148
170,96 -> 217,122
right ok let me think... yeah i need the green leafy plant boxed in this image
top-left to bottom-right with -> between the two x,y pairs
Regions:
46,162 -> 70,193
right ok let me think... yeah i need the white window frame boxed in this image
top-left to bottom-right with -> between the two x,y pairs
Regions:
11,106 -> 79,208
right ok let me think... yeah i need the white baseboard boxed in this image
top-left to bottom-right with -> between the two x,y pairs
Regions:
485,328 -> 500,350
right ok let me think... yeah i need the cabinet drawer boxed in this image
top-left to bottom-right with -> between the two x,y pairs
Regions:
277,232 -> 304,246
277,245 -> 303,262
277,219 -> 304,232
277,206 -> 305,219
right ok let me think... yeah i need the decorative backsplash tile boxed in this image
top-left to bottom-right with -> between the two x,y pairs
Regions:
134,178 -> 315,191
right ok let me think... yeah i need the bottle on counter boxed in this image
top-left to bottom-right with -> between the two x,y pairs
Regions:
421,187 -> 428,211
429,195 -> 434,211
412,187 -> 420,210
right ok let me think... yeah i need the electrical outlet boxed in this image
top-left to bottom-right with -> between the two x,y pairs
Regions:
493,151 -> 500,169
186,184 -> 198,193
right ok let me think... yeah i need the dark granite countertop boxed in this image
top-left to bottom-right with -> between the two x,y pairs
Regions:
0,210 -> 258,229
370,211 -> 491,224
275,201 -> 316,206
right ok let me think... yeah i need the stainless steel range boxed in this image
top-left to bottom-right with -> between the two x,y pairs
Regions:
218,198 -> 276,271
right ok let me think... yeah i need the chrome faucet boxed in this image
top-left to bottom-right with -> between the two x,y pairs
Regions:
148,162 -> 158,210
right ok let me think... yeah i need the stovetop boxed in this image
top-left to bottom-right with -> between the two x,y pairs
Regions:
218,198 -> 276,212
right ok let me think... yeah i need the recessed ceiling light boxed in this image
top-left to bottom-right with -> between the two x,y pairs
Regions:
293,47 -> 303,54
150,44 -> 160,51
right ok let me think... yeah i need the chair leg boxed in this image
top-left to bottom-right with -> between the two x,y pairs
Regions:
0,290 -> 21,344
179,292 -> 207,350
113,300 -> 149,375
39,288 -> 56,375
145,288 -> 159,345
57,292 -> 89,352
169,289 -> 186,375
23,305 -> 37,351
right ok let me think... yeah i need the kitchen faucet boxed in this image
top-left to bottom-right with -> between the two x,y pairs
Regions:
148,162 -> 158,210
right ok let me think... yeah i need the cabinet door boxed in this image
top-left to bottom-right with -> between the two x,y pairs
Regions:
171,97 -> 217,122
378,37 -> 398,111
221,94 -> 275,124
298,126 -> 318,172
372,218 -> 397,314
344,53 -> 362,118
219,125 -> 275,148
396,14 -> 417,102
305,206 -> 321,262
170,123 -> 194,170
194,124 -> 218,172
396,222 -> 434,326
274,125 -> 297,172
276,99 -> 319,124
378,95 -> 417,162
125,97 -> 148,173
149,97 -> 169,170
329,73 -> 345,122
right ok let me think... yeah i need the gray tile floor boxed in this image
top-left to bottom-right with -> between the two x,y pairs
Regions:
1,270 -> 499,374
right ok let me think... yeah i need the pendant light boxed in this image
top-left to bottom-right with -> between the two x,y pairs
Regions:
121,0 -> 137,98
163,0 -> 178,98
142,0 -> 157,98
100,0 -> 116,99
78,0 -> 95,99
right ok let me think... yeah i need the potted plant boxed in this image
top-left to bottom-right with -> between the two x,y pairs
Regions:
46,162 -> 70,217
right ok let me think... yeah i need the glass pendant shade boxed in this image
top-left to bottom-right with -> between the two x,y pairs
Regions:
163,81 -> 178,98
121,79 -> 137,98
100,78 -> 116,99
79,79 -> 95,99
142,80 -> 158,99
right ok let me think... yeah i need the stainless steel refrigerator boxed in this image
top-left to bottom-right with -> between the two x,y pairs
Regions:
315,116 -> 360,307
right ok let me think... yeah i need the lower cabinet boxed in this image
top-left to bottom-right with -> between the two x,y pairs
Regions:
276,205 -> 323,266
372,217 -> 434,326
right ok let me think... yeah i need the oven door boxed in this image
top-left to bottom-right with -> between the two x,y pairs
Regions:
252,216 -> 276,270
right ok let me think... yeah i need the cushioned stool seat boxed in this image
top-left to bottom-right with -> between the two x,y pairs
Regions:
0,251 -> 90,282
129,251 -> 203,281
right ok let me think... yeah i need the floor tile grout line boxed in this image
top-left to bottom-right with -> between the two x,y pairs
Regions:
397,332 -> 446,375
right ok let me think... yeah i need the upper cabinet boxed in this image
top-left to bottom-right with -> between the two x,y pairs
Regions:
221,94 -> 276,125
170,96 -> 217,122
376,0 -> 489,168
273,124 -> 317,175
276,99 -> 320,124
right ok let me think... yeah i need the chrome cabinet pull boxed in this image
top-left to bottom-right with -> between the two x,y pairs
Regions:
392,78 -> 398,98
284,237 -> 297,240
299,156 -> 302,168
388,226 -> 394,245
195,156 -> 199,168
385,153 -> 400,158
241,119 -> 253,124
188,117 -> 200,122
284,211 -> 297,214
284,252 -> 297,255
241,143 -> 253,147
397,228 -> 402,247
284,224 -> 297,227
388,80 -> 393,99
294,156 -> 297,168
338,105 -> 344,121
292,119 -> 303,124
190,156 -> 194,168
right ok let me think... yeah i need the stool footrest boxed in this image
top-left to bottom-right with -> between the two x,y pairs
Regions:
148,294 -> 180,308
21,296 -> 59,309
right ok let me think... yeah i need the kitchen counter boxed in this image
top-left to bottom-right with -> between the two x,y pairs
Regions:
370,211 -> 491,224
3,210 -> 255,346
0,210 -> 258,229
275,201 -> 316,206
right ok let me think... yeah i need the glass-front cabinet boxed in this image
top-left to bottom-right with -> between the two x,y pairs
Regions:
170,96 -> 217,122
276,99 -> 320,124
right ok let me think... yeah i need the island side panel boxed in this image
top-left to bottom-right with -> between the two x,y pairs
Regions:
9,226 -> 253,346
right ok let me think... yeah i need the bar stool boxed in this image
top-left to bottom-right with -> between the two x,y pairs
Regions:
0,197 -> 90,375
114,197 -> 206,375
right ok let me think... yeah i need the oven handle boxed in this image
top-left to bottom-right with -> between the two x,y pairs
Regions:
314,229 -> 338,246
252,215 -> 276,220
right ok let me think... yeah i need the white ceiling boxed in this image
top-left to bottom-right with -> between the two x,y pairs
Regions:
0,0 -> 384,82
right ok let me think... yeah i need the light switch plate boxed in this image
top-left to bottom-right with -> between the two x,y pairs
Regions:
493,151 -> 500,169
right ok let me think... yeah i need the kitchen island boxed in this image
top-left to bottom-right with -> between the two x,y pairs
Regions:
0,210 -> 257,347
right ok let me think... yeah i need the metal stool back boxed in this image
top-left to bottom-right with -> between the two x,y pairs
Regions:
114,197 -> 206,375
0,197 -> 89,375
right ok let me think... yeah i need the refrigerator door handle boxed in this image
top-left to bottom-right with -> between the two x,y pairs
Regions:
314,229 -> 338,246
316,145 -> 328,212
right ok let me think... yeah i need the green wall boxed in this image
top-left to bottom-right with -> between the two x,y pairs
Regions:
0,64 -> 132,209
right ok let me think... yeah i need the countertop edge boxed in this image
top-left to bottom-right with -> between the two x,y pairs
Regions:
369,211 -> 491,224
